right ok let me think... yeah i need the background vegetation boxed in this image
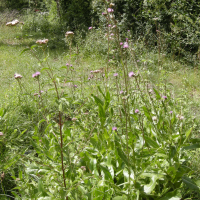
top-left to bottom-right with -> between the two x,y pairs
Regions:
0,0 -> 200,199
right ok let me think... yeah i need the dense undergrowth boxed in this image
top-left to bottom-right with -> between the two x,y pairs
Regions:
1,2 -> 200,200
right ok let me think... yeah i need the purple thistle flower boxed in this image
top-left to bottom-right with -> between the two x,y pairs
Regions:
108,24 -> 112,27
120,90 -> 124,94
107,8 -> 114,13
110,33 -> 114,36
170,111 -> 173,114
162,96 -> 167,100
129,71 -> 135,77
74,85 -> 77,88
66,63 -> 69,66
32,71 -> 40,78
135,109 -> 139,113
0,132 -> 3,136
120,42 -> 123,45
126,38 -> 128,42
123,42 -> 129,48
128,30 -> 130,32
112,127 -> 117,131
114,73 -> 118,77
88,27 -> 93,30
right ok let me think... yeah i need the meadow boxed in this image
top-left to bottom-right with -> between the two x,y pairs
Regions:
0,7 -> 200,200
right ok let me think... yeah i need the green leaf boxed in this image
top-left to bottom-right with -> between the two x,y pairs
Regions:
184,127 -> 193,143
159,189 -> 182,200
153,88 -> 161,100
20,47 -> 30,55
182,176 -> 199,191
100,164 -> 113,181
117,148 -> 129,167
38,179 -> 48,197
91,94 -> 104,106
142,106 -> 151,121
31,45 -> 37,49
113,196 -> 127,200
144,136 -> 159,148
97,85 -> 106,99
141,173 -> 164,194
182,144 -> 200,150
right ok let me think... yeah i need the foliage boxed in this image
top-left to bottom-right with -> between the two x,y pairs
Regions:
1,2 -> 200,199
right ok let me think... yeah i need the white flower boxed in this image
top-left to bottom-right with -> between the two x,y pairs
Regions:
152,116 -> 157,121
14,73 -> 23,79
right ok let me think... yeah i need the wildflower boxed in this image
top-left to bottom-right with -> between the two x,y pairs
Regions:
176,114 -> 184,120
112,25 -> 116,29
170,111 -> 173,114
110,33 -> 114,36
120,90 -> 124,94
114,73 -> 118,77
108,24 -> 112,27
129,71 -> 135,77
126,38 -> 128,42
92,70 -> 102,73
112,127 -> 117,131
14,73 -> 22,79
32,71 -> 40,78
107,8 -> 114,13
128,30 -> 130,32
81,166 -> 86,171
149,89 -> 153,93
153,17 -> 158,21
102,12 -> 107,16
162,96 -> 167,100
40,90 -> 44,93
74,85 -> 77,88
36,39 -> 48,44
135,109 -> 139,113
72,118 -> 77,121
65,31 -> 74,38
33,93 -> 39,96
137,60 -> 140,62
120,42 -> 123,45
66,63 -> 69,66
110,3 -> 115,7
152,116 -> 157,121
88,27 -> 92,30
0,132 -> 3,136
123,42 -> 129,48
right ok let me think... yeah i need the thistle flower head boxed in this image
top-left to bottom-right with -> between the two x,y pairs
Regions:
112,127 -> 117,131
107,8 -> 114,13
65,31 -> 74,38
135,109 -> 139,113
32,71 -> 40,78
14,73 -> 23,79
128,71 -> 135,77
123,42 -> 129,48
36,39 -> 48,44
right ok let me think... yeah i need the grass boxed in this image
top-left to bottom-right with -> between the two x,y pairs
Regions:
1,11 -> 200,199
